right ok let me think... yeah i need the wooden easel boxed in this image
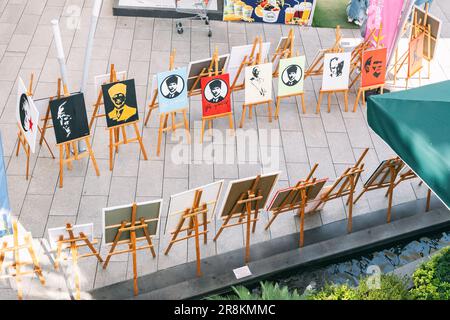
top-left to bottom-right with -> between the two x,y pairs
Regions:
265,164 -> 319,247
38,79 -> 61,158
271,29 -> 295,78
16,74 -> 55,179
305,26 -> 343,79
201,49 -> 234,143
349,28 -> 376,89
353,26 -> 385,113
353,157 -> 405,223
144,49 -> 177,127
52,223 -> 103,300
240,41 -> 273,128
0,221 -> 45,300
230,36 -> 264,92
307,149 -> 369,233
315,88 -> 349,114
165,190 -> 210,277
390,168 -> 432,212
103,202 -> 157,296
413,4 -> 433,79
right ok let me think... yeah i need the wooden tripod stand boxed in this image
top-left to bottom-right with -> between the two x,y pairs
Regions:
271,29 -> 295,78
0,221 -> 45,300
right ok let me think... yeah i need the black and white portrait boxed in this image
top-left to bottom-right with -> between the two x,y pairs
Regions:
244,63 -> 273,105
329,57 -> 345,78
160,74 -> 185,99
204,79 -> 228,103
50,93 -> 90,144
322,52 -> 351,91
281,64 -> 303,87
250,66 -> 267,97
16,77 -> 39,153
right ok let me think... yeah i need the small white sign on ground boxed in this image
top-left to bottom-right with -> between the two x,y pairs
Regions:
233,266 -> 252,280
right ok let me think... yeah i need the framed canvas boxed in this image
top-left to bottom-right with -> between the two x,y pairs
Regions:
157,67 -> 189,113
102,199 -> 162,246
278,55 -> 305,96
201,73 -> 232,117
244,63 -> 273,105
408,33 -> 424,77
361,48 -> 387,87
48,223 -> 94,250
165,181 -> 223,234
187,55 -> 230,91
50,93 -> 90,144
94,70 -> 127,93
322,52 -> 351,91
414,6 -> 441,61
227,42 -> 271,85
102,79 -> 139,128
16,77 -> 40,153
0,133 -> 12,239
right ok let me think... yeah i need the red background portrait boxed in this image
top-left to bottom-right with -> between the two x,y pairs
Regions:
361,47 -> 387,87
201,74 -> 231,117
408,33 -> 424,77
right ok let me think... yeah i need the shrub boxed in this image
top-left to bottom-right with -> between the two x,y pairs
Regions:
309,283 -> 358,300
208,282 -> 306,300
411,246 -> 450,300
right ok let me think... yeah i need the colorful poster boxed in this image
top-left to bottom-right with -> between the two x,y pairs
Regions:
201,74 -> 232,118
244,63 -> 273,105
408,33 -> 424,77
157,67 -> 189,114
361,48 -> 387,88
365,0 -> 404,59
322,52 -> 351,91
50,93 -> 90,144
102,79 -> 140,128
16,77 -> 40,153
224,0 -> 316,26
0,133 -> 12,239
278,56 -> 305,96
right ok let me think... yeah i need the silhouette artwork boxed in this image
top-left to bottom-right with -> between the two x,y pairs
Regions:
157,67 -> 189,114
201,74 -> 231,117
102,79 -> 139,128
244,63 -> 273,105
16,77 -> 40,153
50,93 -> 90,144
361,48 -> 387,87
278,56 -> 305,96
329,57 -> 344,77
322,52 -> 351,91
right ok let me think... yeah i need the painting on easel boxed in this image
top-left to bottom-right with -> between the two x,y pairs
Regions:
187,55 -> 229,92
408,33 -> 424,77
201,74 -> 231,117
361,48 -> 387,87
278,56 -> 305,96
16,77 -> 39,153
157,67 -> 189,113
50,93 -> 90,144
322,52 -> 351,91
0,133 -> 12,238
245,63 -> 273,105
102,79 -> 139,128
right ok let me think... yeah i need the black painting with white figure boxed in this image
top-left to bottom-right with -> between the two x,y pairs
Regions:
322,52 -> 351,91
50,93 -> 90,144
245,63 -> 273,105
16,77 -> 39,153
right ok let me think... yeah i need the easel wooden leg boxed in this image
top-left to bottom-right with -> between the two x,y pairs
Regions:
347,190 -> 354,233
157,115 -> 164,157
25,144 -> 30,180
54,235 -> 64,270
193,216 -> 202,277
327,93 -> 331,113
25,234 -> 45,285
267,101 -> 272,123
299,203 -> 305,247
140,221 -> 156,258
201,119 -> 206,144
353,88 -> 362,113
85,138 -> 100,176
240,105 -> 247,128
426,189 -> 431,212
133,123 -> 148,161
130,231 -> 138,296
300,93 -> 306,114
362,90 -> 366,107
182,110 -> 190,144
103,223 -> 126,268
245,203 -> 252,264
387,186 -> 394,223
316,92 -> 323,114
165,215 -> 186,255
70,243 -> 81,300
275,97 -> 281,120
59,145 -> 64,188
265,212 -> 279,231
202,210 -> 208,244
249,105 -> 253,120
344,90 -> 349,112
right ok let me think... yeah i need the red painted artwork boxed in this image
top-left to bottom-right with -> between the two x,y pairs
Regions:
361,47 -> 387,87
201,74 -> 231,117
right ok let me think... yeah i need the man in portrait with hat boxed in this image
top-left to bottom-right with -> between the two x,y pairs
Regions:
107,82 -> 137,123
208,79 -> 225,103
285,65 -> 300,87
165,75 -> 181,99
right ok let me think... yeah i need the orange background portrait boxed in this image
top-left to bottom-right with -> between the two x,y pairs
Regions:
361,47 -> 387,87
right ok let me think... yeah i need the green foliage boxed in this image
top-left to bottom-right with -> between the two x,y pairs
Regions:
208,282 -> 306,301
309,283 -> 357,300
411,247 -> 450,300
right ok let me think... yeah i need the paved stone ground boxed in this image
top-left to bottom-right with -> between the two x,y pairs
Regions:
0,0 -> 449,300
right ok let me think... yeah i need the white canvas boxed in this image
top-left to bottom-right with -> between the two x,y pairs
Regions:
16,77 -> 39,153
165,180 -> 224,234
227,42 -> 271,86
48,223 -> 94,250
244,63 -> 273,105
321,52 -> 351,91
94,71 -> 127,93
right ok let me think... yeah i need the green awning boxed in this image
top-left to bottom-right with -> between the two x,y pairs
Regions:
367,81 -> 450,209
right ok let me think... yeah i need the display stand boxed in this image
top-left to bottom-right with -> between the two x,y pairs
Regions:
213,176 -> 263,263
0,221 -> 45,300
38,79 -> 62,155
144,49 -> 176,127
230,37 -> 263,92
315,89 -> 349,114
201,50 -> 234,143
390,168 -> 432,212
305,26 -> 343,79
353,157 -> 405,223
349,28 -> 376,89
271,29 -> 295,78
165,190 -> 210,277
103,203 -> 157,296
52,223 -> 103,300
414,4 -> 434,79
307,149 -> 368,232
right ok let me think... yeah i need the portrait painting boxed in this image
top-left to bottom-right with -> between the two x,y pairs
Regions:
102,79 -> 139,128
278,55 -> 305,96
244,62 -> 273,105
408,33 -> 424,77
361,48 -> 387,87
201,73 -> 232,117
322,52 -> 351,91
157,67 -> 189,114
50,93 -> 90,144
16,77 -> 40,153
